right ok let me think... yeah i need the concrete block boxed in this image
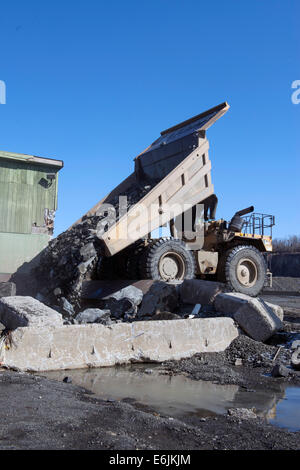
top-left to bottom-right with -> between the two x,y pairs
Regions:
0,282 -> 16,298
1,317 -> 239,372
180,279 -> 224,305
214,292 -> 284,321
0,296 -> 63,330
234,298 -> 283,342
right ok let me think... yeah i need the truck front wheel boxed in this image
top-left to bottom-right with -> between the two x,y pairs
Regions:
140,238 -> 196,281
222,245 -> 266,296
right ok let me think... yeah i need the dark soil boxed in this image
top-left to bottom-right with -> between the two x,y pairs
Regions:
0,369 -> 299,450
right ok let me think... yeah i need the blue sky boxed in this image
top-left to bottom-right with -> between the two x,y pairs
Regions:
0,0 -> 299,239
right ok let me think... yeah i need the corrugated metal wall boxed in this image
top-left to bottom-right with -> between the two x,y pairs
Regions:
0,159 -> 59,234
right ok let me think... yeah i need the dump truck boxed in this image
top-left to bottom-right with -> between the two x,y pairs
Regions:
76,102 -> 274,296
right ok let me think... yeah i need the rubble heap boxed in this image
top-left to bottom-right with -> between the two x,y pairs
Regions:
34,182 -> 153,310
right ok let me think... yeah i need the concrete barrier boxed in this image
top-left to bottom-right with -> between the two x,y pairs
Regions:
214,292 -> 284,321
234,298 -> 282,342
1,318 -> 239,372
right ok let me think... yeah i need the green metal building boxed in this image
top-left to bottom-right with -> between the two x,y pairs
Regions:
0,151 -> 63,281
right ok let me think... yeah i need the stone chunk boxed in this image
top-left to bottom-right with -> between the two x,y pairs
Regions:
291,340 -> 300,350
76,308 -> 111,325
99,286 -> 144,320
227,408 -> 257,419
59,297 -> 75,317
271,364 -> 290,377
0,296 -> 63,329
79,242 -> 97,261
138,282 -> 179,319
180,279 -> 224,306
214,292 -> 284,321
0,282 -> 16,298
103,285 -> 143,307
291,348 -> 300,371
234,297 -> 283,342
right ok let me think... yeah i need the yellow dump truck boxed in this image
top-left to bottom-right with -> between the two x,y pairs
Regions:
76,102 -> 274,296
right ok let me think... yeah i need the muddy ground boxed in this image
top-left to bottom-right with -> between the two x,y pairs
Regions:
0,291 -> 300,450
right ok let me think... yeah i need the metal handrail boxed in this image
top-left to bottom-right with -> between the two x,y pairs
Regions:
242,213 -> 275,237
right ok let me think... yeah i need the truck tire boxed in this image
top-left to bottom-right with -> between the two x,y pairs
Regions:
222,245 -> 266,296
139,238 -> 196,281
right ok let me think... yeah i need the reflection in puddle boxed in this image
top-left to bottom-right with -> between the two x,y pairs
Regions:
42,365 -> 300,431
269,387 -> 300,432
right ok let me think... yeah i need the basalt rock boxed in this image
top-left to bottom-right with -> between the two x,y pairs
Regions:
76,308 -> 112,325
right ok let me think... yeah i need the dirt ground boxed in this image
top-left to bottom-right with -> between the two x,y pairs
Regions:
0,368 -> 299,451
0,289 -> 299,450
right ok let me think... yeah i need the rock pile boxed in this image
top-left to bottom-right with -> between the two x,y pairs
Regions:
33,181 -> 153,310
35,217 -> 103,310
68,283 -> 181,325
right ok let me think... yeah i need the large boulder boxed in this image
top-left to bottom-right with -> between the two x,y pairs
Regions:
137,282 -> 179,319
0,296 -> 63,329
233,297 -> 283,342
214,292 -> 284,321
180,279 -> 224,305
0,282 -> 16,298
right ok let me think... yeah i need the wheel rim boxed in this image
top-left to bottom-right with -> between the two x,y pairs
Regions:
158,252 -> 185,280
236,258 -> 258,288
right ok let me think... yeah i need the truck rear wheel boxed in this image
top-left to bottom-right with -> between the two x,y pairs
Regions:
222,245 -> 266,296
140,238 -> 196,281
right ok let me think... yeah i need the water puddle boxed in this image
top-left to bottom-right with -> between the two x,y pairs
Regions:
42,365 -> 300,432
268,387 -> 300,432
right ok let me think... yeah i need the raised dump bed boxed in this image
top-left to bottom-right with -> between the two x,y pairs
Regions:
75,102 -> 229,256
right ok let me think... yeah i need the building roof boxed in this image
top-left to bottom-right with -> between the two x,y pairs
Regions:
0,150 -> 64,168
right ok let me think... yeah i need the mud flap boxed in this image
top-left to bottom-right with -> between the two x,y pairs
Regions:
265,270 -> 273,288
